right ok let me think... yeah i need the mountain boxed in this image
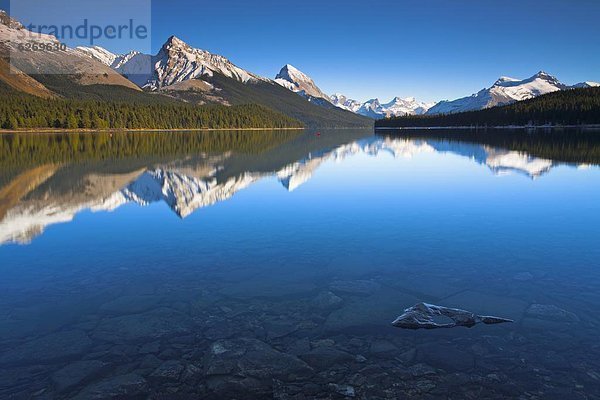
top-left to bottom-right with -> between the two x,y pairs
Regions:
571,81 -> 600,89
376,86 -> 600,128
74,47 -> 153,87
330,94 -> 363,113
145,36 -> 262,90
427,71 -> 600,115
355,96 -> 434,118
75,37 -> 370,128
0,11 -> 368,127
275,64 -> 331,102
77,37 -> 263,90
146,39 -> 371,127
272,65 -> 432,118
0,12 -> 141,95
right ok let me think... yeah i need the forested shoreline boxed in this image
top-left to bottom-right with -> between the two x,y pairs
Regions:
0,88 -> 304,131
376,87 -> 600,128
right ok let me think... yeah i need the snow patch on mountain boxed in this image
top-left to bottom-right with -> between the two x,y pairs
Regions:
74,46 -> 119,67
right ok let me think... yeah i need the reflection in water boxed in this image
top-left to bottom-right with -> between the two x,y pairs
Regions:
0,130 -> 598,245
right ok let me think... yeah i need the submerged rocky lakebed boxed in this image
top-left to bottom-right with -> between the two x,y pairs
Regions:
1,129 -> 599,399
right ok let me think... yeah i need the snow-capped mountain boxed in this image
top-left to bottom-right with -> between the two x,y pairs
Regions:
355,97 -> 434,118
146,36 -> 262,90
76,36 -> 262,90
74,47 -> 153,86
571,81 -> 600,89
71,35 -> 369,127
330,93 -> 363,113
427,71 -> 600,115
275,64 -> 331,102
273,65 -> 432,118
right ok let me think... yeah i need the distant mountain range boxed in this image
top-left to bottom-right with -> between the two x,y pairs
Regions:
270,64 -> 600,119
427,71 -> 599,115
273,64 -> 434,117
376,85 -> 600,128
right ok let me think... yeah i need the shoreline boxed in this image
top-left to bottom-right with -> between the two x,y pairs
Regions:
374,124 -> 600,131
0,127 -> 307,135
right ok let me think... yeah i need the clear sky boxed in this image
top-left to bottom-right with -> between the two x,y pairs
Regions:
3,0 -> 600,103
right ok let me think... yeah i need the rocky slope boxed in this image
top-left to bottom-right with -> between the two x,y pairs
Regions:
0,12 -> 141,93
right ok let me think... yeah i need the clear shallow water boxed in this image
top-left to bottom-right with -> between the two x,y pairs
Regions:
1,129 -> 600,399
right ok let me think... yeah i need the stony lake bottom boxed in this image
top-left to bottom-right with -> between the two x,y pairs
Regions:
0,128 -> 599,399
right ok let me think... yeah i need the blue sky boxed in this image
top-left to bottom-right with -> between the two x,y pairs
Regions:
3,0 -> 600,103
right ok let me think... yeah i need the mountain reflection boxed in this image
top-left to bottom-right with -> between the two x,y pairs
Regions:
1,129 -> 598,245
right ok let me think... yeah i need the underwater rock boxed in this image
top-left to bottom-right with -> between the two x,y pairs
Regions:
392,303 -> 513,330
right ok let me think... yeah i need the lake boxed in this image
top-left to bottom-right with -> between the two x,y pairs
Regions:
1,128 -> 599,399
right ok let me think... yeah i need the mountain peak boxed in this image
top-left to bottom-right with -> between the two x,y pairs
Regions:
275,64 -> 330,102
163,35 -> 189,50
276,64 -> 310,83
532,70 -> 560,83
145,35 -> 259,90
283,64 -> 299,72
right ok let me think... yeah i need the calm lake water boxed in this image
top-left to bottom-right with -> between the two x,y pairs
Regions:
1,128 -> 599,399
